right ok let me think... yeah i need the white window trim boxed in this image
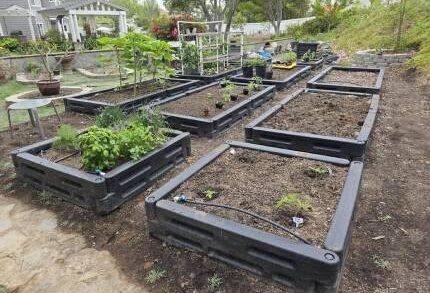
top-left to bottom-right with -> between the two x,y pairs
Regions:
30,0 -> 42,7
36,22 -> 45,36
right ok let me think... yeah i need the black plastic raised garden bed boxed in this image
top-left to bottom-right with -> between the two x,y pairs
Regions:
296,42 -> 319,59
307,66 -> 385,94
297,58 -> 324,70
63,78 -> 200,115
11,130 -> 191,214
245,89 -> 379,160
145,140 -> 363,292
174,67 -> 242,85
152,82 -> 276,138
230,65 -> 311,90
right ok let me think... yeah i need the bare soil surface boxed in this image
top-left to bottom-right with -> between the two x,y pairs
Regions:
171,148 -> 348,245
322,69 -> 378,87
0,67 -> 428,293
160,83 -> 254,118
86,81 -> 179,103
261,91 -> 371,138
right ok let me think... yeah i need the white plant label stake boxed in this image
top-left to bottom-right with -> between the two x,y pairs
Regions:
292,217 -> 304,228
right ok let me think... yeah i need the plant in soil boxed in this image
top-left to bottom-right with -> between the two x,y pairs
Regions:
208,273 -> 223,292
95,106 -> 127,129
248,76 -> 263,91
182,42 -> 199,75
275,193 -> 313,218
25,62 -> 42,79
304,166 -> 329,178
145,268 -> 166,284
215,101 -> 224,109
278,51 -> 297,65
372,255 -> 391,270
301,50 -> 320,62
98,36 -> 127,88
51,124 -> 79,151
202,188 -> 218,200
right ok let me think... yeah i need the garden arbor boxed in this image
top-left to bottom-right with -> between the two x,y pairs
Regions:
39,0 -> 127,43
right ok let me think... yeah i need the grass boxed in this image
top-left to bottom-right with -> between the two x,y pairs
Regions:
0,72 -> 137,130
289,0 -> 430,74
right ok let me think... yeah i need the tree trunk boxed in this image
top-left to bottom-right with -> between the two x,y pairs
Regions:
223,0 -> 240,41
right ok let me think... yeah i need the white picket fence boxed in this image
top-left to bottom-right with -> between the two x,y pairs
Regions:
225,17 -> 315,36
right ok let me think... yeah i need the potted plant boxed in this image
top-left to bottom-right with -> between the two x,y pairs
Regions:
32,40 -> 67,96
242,58 -> 254,78
182,42 -> 199,75
254,58 -> 267,78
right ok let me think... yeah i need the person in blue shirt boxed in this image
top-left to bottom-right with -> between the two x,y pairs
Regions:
258,42 -> 273,59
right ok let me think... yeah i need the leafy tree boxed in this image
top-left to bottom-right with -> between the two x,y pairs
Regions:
112,0 -> 160,29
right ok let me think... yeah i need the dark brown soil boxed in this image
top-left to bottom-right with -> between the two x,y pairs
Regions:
171,148 -> 348,245
160,83 -> 253,118
321,69 -> 378,87
262,91 -> 371,138
19,88 -> 82,99
1,67 -> 428,293
40,148 -> 82,169
86,81 -> 179,103
269,67 -> 300,80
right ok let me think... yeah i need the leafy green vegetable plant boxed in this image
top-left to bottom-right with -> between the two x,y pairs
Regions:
182,42 -> 199,74
52,124 -> 79,151
301,50 -> 320,62
248,76 -> 263,91
203,188 -> 218,200
279,51 -> 297,64
78,127 -> 121,171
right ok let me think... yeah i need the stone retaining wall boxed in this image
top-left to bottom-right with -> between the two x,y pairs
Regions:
352,49 -> 412,68
0,50 -> 115,73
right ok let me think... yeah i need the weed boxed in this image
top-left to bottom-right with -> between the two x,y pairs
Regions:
145,269 -> 166,284
304,166 -> 328,178
379,215 -> 392,222
52,124 -> 79,151
208,273 -> 223,292
372,255 -> 390,270
275,193 -> 312,216
204,188 -> 218,200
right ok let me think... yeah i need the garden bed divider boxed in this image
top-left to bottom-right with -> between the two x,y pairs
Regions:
63,78 -> 200,115
11,130 -> 191,214
245,88 -> 379,160
145,140 -> 363,292
230,65 -> 311,90
306,66 -> 384,94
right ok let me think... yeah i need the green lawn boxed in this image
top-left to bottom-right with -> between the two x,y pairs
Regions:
0,73 -> 134,130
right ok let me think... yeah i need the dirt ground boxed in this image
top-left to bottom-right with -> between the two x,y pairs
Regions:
0,66 -> 429,293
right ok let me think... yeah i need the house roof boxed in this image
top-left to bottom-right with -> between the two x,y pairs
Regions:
40,0 -> 127,12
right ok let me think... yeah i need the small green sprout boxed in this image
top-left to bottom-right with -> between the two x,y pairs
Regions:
304,166 -> 328,178
204,188 -> 218,200
372,255 -> 390,270
275,193 -> 312,212
145,268 -> 166,284
208,273 -> 223,292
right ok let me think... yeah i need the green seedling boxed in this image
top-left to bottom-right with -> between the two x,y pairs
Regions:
208,273 -> 223,292
275,193 -> 312,213
372,255 -> 390,270
52,124 -> 79,151
145,269 -> 166,284
373,289 -> 388,293
204,188 -> 218,200
304,166 -> 328,178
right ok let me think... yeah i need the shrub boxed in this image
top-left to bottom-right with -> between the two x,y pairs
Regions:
0,37 -> 19,52
0,46 -> 10,57
83,36 -> 100,50
43,29 -> 63,46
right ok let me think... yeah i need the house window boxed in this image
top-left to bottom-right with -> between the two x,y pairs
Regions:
30,0 -> 42,6
36,23 -> 45,36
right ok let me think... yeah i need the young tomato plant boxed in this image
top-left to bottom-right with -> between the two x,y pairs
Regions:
275,193 -> 313,217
